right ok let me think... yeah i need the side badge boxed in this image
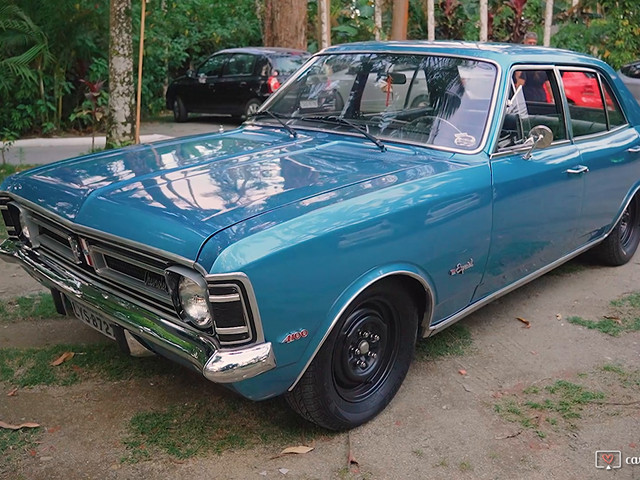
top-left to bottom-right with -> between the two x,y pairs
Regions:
282,329 -> 309,344
449,258 -> 474,276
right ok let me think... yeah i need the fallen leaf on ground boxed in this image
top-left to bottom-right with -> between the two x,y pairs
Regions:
51,352 -> 74,366
458,369 -> 467,375
280,446 -> 314,455
604,315 -> 623,325
516,317 -> 531,328
0,420 -> 40,430
46,426 -> 61,434
555,314 -> 562,320
278,468 -> 289,475
7,387 -> 18,397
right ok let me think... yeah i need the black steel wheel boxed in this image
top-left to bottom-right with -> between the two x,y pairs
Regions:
172,96 -> 188,122
286,279 -> 418,430
594,195 -> 640,266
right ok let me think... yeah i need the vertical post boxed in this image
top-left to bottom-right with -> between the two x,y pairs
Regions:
427,0 -> 435,41
318,0 -> 331,49
543,0 -> 553,46
135,0 -> 147,144
375,0 -> 383,41
479,0 -> 488,42
390,0 -> 409,40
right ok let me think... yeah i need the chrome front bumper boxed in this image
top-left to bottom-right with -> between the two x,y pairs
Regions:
0,239 -> 276,384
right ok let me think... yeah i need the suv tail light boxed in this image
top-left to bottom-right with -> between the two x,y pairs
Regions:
267,75 -> 281,93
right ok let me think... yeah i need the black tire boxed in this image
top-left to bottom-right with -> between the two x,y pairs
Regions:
410,95 -> 430,108
594,195 -> 640,266
172,96 -> 188,122
286,279 -> 418,430
241,98 -> 261,120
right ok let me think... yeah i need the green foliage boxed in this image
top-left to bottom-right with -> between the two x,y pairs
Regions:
552,0 -> 640,69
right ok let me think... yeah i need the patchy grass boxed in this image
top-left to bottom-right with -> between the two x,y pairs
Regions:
122,398 -> 328,462
0,293 -> 61,324
568,291 -> 640,336
495,379 -> 606,438
601,364 -> 640,389
415,324 -> 473,360
0,343 -> 183,387
0,427 -> 42,468
567,316 -> 627,336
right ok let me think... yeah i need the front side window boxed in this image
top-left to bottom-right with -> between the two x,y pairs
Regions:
198,54 -> 228,77
497,68 -> 567,151
257,53 -> 498,151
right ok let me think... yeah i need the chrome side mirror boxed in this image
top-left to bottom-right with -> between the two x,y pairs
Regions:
523,125 -> 553,160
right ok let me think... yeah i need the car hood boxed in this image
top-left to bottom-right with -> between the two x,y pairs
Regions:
1,127 -> 441,260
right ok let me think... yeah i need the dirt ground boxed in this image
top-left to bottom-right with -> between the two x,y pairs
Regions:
1,255 -> 639,480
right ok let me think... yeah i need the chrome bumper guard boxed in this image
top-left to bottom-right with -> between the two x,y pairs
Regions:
0,239 -> 275,383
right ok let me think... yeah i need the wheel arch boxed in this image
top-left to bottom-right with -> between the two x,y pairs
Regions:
602,182 -> 640,242
287,263 -> 435,392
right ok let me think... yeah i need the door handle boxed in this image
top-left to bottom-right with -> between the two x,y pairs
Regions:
627,145 -> 640,153
565,165 -> 589,175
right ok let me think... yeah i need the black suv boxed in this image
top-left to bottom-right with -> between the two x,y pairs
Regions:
166,47 -> 309,122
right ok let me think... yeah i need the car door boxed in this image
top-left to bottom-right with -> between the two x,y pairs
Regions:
558,68 -> 640,245
215,53 -> 259,115
474,67 -> 584,299
186,53 -> 229,112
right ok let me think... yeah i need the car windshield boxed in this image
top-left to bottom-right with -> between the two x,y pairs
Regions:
257,53 -> 497,151
271,55 -> 310,75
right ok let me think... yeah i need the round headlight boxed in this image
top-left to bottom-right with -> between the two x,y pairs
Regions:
178,276 -> 212,328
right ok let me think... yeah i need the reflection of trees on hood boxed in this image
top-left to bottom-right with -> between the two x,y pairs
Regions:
422,57 -> 465,121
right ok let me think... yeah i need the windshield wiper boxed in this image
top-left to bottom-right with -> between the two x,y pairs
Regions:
250,110 -> 297,138
303,115 -> 386,152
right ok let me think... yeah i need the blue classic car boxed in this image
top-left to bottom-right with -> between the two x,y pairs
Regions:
2,42 -> 640,430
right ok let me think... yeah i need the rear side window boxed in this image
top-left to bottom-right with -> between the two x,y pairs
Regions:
270,55 -> 309,75
601,77 -> 626,128
559,70 -> 626,137
224,54 -> 256,76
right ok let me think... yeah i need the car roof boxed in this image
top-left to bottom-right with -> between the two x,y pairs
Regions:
320,41 -> 610,71
216,47 -> 309,57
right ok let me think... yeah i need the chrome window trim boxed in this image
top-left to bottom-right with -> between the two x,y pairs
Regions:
288,270 -> 434,392
257,51 -> 502,156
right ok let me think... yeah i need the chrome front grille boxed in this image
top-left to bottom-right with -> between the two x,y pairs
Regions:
19,208 -> 179,320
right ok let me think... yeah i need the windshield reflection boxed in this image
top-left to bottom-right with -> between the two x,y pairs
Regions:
255,53 -> 497,151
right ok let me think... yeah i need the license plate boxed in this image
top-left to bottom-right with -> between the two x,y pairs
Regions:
70,300 -> 115,340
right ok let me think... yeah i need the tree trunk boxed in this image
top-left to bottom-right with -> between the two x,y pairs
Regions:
374,0 -> 383,41
318,0 -> 331,50
390,0 -> 409,40
427,0 -> 435,41
479,0 -> 488,42
107,0 -> 134,147
263,0 -> 307,50
543,0 -> 554,46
